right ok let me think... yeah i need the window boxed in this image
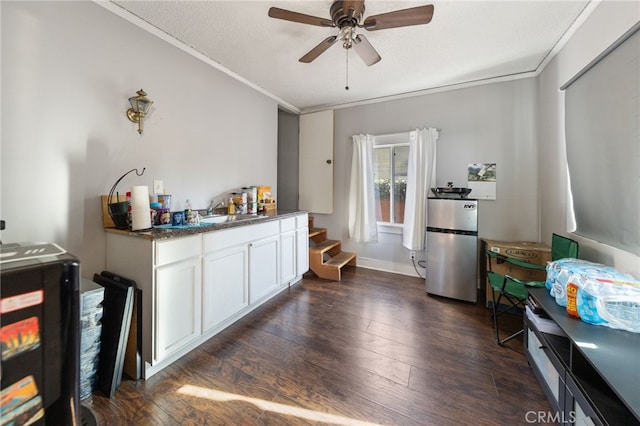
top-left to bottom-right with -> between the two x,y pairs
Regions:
373,142 -> 409,225
562,23 -> 640,255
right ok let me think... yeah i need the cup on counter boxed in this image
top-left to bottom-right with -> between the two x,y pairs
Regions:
158,194 -> 172,209
159,208 -> 171,224
172,211 -> 184,226
150,202 -> 162,225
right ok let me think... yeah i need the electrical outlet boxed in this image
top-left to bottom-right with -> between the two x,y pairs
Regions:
410,251 -> 416,260
153,180 -> 164,194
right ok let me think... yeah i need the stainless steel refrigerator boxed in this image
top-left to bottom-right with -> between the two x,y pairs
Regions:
426,197 -> 478,302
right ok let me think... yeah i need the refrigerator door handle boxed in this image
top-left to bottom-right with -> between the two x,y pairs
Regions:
427,227 -> 477,236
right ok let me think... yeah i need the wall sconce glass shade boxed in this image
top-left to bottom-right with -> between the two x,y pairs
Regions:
127,89 -> 153,134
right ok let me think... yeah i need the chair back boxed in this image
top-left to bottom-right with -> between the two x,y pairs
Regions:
485,248 -> 503,272
551,233 -> 579,260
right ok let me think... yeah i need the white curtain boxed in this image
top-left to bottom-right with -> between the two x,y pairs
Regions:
348,134 -> 378,243
403,128 -> 438,250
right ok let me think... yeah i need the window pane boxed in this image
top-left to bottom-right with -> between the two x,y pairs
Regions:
374,148 -> 391,223
393,146 -> 409,224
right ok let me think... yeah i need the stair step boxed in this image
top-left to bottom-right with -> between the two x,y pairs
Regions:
308,227 -> 326,239
306,221 -> 356,281
325,251 -> 357,268
309,250 -> 357,281
309,239 -> 340,254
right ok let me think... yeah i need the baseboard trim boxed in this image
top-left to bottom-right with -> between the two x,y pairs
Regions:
356,257 -> 422,278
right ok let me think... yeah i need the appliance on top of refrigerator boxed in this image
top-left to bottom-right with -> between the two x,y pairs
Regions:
0,242 -> 81,425
426,196 -> 478,302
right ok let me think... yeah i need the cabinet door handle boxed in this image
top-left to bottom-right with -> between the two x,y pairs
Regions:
538,344 -> 546,349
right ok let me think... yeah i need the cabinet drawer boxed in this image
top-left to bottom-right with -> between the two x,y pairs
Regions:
203,221 -> 279,253
280,217 -> 296,233
155,235 -> 202,266
527,328 -> 563,406
296,213 -> 309,228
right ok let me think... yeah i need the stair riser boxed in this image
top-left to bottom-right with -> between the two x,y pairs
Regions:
310,234 -> 327,244
326,247 -> 341,258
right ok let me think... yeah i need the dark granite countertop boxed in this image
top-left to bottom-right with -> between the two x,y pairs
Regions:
104,209 -> 306,241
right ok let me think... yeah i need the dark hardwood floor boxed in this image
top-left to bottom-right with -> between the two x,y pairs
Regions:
84,267 -> 553,425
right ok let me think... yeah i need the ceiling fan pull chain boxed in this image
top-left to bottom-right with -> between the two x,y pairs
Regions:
345,48 -> 350,90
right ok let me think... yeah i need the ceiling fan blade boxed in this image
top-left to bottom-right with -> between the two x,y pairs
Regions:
268,7 -> 334,27
299,36 -> 339,63
353,34 -> 381,66
363,4 -> 434,31
342,1 -> 365,21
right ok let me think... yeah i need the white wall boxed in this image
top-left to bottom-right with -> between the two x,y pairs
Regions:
311,2 -> 640,279
4,1 -> 637,281
538,0 -> 640,277
315,78 -> 540,275
1,1 -> 278,277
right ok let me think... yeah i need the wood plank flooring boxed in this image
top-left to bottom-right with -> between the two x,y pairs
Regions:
84,267 -> 553,425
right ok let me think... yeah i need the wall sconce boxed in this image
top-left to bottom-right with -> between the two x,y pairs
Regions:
126,89 -> 153,134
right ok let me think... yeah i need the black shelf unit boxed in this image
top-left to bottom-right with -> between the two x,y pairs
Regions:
525,288 -> 640,426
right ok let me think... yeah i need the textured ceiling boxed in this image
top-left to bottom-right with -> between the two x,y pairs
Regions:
111,0 -> 590,112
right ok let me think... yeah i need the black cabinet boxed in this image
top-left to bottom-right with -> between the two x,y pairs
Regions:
525,288 -> 640,426
524,322 -> 570,415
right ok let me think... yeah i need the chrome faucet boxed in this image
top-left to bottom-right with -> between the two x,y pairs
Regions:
207,200 -> 224,216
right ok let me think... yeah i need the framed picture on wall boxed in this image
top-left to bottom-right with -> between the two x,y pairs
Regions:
467,163 -> 496,199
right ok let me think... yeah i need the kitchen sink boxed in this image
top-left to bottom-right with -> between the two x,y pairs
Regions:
153,222 -> 216,230
200,215 -> 229,224
151,214 -> 269,230
200,214 -> 268,224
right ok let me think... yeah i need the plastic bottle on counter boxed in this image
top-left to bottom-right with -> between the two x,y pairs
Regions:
227,197 -> 235,215
241,191 -> 248,214
247,186 -> 257,214
184,199 -> 195,224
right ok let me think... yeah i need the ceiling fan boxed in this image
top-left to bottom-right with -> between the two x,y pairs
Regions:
268,1 -> 435,67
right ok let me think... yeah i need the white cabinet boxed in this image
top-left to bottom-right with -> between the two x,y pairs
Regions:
155,256 -> 201,362
106,213 -> 306,379
249,234 -> 279,302
153,235 -> 202,363
202,220 -> 280,329
296,214 -> 309,275
280,217 -> 297,285
202,244 -> 248,332
280,214 -> 309,286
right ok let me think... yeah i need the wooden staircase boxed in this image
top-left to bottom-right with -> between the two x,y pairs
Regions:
308,216 -> 357,281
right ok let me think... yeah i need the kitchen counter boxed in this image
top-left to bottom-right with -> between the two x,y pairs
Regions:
104,209 -> 306,241
105,210 -> 310,379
